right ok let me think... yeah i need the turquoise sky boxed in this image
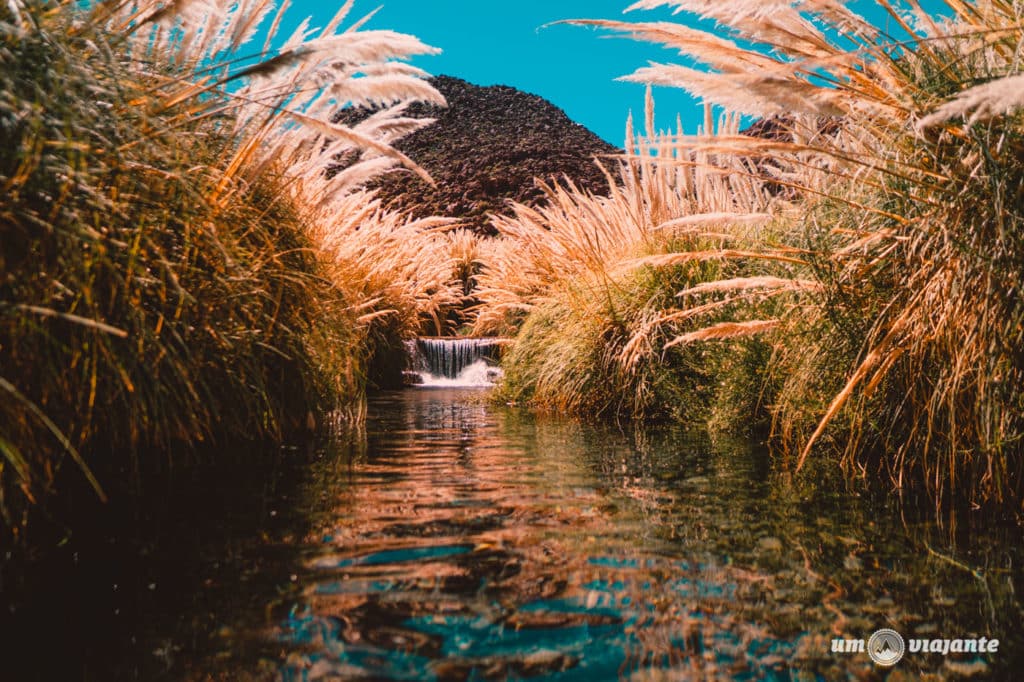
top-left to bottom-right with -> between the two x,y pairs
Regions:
279,1 -> 710,145
281,1 -> 937,145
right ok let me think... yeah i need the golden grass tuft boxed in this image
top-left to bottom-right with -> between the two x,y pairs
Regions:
476,97 -> 796,422
665,320 -> 780,348
471,0 -> 1024,514
544,0 -> 1024,513
0,0 -> 445,536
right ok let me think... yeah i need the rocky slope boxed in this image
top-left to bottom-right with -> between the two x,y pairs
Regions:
335,76 -> 620,232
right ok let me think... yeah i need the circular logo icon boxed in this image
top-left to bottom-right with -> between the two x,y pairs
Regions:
867,629 -> 906,666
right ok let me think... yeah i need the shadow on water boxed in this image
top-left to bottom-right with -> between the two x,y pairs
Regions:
3,388 -> 1022,680
0,438 -> 314,681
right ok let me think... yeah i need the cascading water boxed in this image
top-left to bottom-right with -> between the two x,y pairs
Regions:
405,338 -> 506,388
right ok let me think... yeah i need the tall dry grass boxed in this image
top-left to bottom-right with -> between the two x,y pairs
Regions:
474,98 -> 800,420
548,0 -> 1024,511
309,191 -> 474,386
0,0 -> 444,536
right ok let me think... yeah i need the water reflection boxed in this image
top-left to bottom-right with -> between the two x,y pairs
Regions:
266,390 -> 1021,680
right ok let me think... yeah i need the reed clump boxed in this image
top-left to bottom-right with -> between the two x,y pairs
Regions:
476,105 -> 798,422
0,0 -> 443,536
525,0 -> 1024,511
309,191 -> 471,386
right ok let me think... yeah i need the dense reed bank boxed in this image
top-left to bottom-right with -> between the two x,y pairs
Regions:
475,108 -> 789,427
5,0 -> 1023,544
0,0 -> 454,542
476,0 -> 1024,515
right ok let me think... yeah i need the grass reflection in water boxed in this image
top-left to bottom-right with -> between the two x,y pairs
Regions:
265,389 -> 1021,680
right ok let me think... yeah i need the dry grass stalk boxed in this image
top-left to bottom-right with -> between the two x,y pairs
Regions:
665,320 -> 780,348
676,276 -> 821,297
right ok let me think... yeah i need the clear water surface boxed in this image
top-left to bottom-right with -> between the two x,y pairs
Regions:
7,388 -> 1021,680
262,390 -> 1022,680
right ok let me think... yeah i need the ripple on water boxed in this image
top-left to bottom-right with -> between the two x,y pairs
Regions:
265,390 -> 1022,681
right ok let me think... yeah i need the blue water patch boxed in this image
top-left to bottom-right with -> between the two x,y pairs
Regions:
433,617 -> 617,659
581,578 -> 628,592
314,579 -> 398,595
279,606 -> 340,648
668,576 -> 736,599
314,543 -> 474,569
587,556 -> 640,569
403,612 -> 627,679
279,607 -> 439,682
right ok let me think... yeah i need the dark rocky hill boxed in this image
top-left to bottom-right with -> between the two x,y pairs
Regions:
335,76 -> 620,232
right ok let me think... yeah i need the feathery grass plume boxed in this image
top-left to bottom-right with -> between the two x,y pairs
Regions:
665,320 -> 780,348
306,188 -> 474,386
92,0 -> 444,199
310,190 -> 464,338
0,0 -> 443,538
594,0 -> 1024,512
443,229 -> 485,298
918,73 -> 1024,129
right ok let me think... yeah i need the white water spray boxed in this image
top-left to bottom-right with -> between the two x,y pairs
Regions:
405,338 -> 506,388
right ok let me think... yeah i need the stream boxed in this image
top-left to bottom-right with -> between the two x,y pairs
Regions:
4,388 -> 1022,680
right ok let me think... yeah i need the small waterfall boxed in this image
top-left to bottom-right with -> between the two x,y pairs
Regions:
405,338 -> 506,387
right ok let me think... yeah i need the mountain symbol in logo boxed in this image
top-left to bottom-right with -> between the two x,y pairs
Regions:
867,629 -> 906,666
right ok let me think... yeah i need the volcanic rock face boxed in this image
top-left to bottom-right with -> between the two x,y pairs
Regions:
336,76 -> 620,232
